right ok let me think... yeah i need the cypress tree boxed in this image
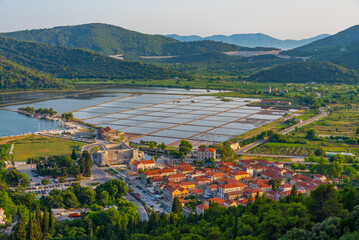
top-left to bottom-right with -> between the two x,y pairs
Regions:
233,216 -> 238,239
14,220 -> 27,240
49,209 -> 55,235
27,214 -> 35,240
291,184 -> 298,197
171,197 -> 183,215
42,208 -> 49,234
71,149 -> 77,160
35,209 -> 41,231
34,209 -> 42,240
85,217 -> 93,237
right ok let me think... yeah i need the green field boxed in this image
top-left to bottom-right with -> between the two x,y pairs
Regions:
250,142 -> 317,156
1,135 -> 85,161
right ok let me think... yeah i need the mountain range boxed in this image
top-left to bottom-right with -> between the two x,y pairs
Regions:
1,22 -> 359,89
166,33 -> 330,50
0,23 -> 265,58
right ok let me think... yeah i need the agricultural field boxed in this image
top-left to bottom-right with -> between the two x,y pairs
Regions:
250,142 -> 317,156
313,105 -> 359,138
249,101 -> 359,157
0,134 -> 85,161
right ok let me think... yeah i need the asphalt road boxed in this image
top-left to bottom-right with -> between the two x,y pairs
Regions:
125,194 -> 148,221
280,108 -> 326,135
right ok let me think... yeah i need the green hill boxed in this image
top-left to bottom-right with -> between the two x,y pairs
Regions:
250,61 -> 359,84
329,43 -> 359,71
0,56 -> 64,89
287,25 -> 359,56
0,23 -> 245,57
0,23 -> 178,56
0,36 -> 182,80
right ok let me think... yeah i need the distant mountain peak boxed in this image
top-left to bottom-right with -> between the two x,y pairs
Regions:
166,33 -> 330,50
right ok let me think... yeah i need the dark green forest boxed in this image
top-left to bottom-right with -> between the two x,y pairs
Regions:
287,25 -> 359,54
0,37 -> 182,81
0,56 -> 64,89
251,61 -> 359,84
0,23 -> 178,56
0,24 -> 249,57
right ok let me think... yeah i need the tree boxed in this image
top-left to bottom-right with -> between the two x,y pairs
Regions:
315,146 -> 326,156
279,228 -> 309,240
13,220 -> 27,240
6,168 -> 20,186
149,141 -> 157,149
75,175 -> 82,181
291,163 -> 300,172
310,217 -> 343,240
71,149 -> 78,160
41,178 -> 49,185
269,179 -> 282,190
171,197 -> 183,215
63,190 -> 80,208
27,213 -> 41,240
80,151 -> 92,177
179,140 -> 193,158
59,177 -> 66,183
49,209 -> 55,235
341,186 -> 359,211
158,142 -> 167,151
98,190 -> 110,206
19,173 -> 30,188
218,141 -> 236,160
356,127 -> 359,134
305,129 -> 317,140
0,191 -> 17,224
299,164 -> 307,170
77,187 -> 96,206
328,158 -> 344,179
42,208 -> 49,234
95,179 -> 129,202
304,184 -> 349,222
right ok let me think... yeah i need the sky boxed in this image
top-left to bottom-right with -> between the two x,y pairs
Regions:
0,0 -> 358,39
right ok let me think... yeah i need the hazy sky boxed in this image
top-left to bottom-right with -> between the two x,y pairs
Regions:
0,0 -> 358,39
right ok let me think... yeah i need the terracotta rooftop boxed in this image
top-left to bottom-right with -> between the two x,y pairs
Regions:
198,147 -> 216,152
196,203 -> 209,211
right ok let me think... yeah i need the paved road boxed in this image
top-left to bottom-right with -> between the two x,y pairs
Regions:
125,194 -> 148,221
237,139 -> 268,154
280,108 -> 326,135
8,144 -> 14,155
109,170 -> 149,221
236,108 -> 327,155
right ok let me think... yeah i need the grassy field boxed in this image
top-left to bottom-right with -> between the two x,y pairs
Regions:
0,134 -> 85,161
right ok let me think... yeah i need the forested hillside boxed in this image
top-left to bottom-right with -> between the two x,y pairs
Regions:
0,37 -> 182,80
161,40 -> 249,56
251,61 -> 359,84
330,43 -> 359,71
0,23 -> 246,57
0,23 -> 178,56
0,56 -> 64,89
143,52 -> 299,76
292,25 -> 359,53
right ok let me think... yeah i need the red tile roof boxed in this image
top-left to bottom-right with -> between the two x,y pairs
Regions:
196,203 -> 209,211
198,147 -> 216,152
